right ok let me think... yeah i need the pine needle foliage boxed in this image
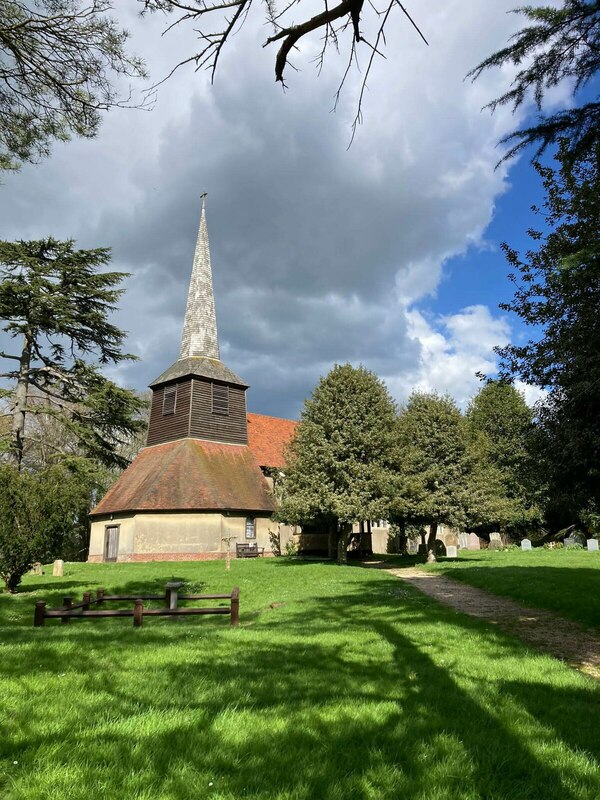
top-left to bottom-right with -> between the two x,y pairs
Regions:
0,237 -> 145,470
469,1 -> 600,163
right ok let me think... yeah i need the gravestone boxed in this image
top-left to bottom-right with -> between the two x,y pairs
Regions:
467,533 -> 481,550
446,545 -> 458,559
459,533 -> 469,549
587,539 -> 599,552
521,538 -> 532,551
52,559 -> 64,577
565,531 -> 586,547
489,532 -> 502,543
31,562 -> 44,575
407,539 -> 419,555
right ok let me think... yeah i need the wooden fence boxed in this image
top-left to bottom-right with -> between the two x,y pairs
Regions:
34,582 -> 240,627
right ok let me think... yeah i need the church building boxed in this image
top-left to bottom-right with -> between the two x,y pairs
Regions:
88,197 -> 297,562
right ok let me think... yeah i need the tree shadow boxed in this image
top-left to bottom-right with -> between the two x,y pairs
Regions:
2,571 -> 599,799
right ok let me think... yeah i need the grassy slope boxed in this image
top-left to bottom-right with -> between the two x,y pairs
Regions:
1,559 -> 599,800
420,549 -> 600,629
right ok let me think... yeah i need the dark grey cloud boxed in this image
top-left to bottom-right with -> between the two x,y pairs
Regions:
0,1 -> 557,417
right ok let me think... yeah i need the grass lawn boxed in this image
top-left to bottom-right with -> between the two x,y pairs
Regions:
417,549 -> 600,630
1,559 -> 599,800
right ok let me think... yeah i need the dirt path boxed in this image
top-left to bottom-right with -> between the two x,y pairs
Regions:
366,563 -> 600,680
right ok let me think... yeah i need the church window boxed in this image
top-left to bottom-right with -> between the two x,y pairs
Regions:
245,517 -> 256,539
212,383 -> 229,415
162,385 -> 177,416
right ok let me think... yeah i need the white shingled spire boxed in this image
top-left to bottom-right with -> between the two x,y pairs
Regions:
179,193 -> 220,361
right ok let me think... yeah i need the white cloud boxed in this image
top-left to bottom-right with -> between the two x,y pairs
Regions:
388,305 -> 511,408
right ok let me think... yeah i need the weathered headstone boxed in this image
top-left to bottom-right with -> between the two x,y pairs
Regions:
459,533 -> 469,550
52,559 -> 64,577
521,538 -> 532,551
489,532 -> 502,543
407,539 -> 419,555
446,545 -> 458,558
564,531 -> 586,547
31,562 -> 44,575
587,539 -> 599,552
467,533 -> 481,550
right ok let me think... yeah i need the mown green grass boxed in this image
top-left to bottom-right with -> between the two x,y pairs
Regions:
417,549 -> 600,630
1,559 -> 599,800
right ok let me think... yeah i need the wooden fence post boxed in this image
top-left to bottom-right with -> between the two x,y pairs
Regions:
82,592 -> 91,610
230,587 -> 240,626
61,597 -> 72,624
34,601 -> 46,627
133,599 -> 144,627
96,588 -> 105,605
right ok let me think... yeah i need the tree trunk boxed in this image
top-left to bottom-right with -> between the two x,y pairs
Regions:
327,521 -> 337,559
337,522 -> 351,564
8,334 -> 32,470
426,522 -> 438,563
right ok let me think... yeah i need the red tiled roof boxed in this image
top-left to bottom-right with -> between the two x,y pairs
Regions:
91,439 -> 275,516
247,412 -> 298,468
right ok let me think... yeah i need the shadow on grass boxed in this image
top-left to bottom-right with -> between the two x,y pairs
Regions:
1,571 -> 599,799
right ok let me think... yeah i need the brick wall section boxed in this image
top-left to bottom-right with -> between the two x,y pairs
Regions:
88,552 -> 275,563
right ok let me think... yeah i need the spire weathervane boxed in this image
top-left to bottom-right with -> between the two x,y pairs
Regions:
179,193 -> 220,361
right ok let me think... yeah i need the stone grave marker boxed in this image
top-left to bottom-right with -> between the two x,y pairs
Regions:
52,559 -> 64,577
446,545 -> 458,558
459,533 -> 469,549
31,562 -> 44,575
489,532 -> 502,543
587,539 -> 599,552
467,533 -> 481,550
521,538 -> 532,551
564,531 -> 586,547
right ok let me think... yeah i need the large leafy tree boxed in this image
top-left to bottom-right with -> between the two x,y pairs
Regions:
391,393 -> 513,561
277,364 -> 397,563
469,1 -> 600,163
0,462 -> 99,591
0,0 -> 145,171
466,381 -> 541,534
0,237 -> 145,470
495,142 -> 600,523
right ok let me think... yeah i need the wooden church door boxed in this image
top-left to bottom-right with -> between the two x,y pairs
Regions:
104,526 -> 120,562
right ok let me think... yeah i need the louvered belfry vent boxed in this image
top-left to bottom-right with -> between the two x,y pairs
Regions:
162,385 -> 177,416
212,384 -> 229,416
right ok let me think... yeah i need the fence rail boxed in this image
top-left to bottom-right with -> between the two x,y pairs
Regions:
34,583 -> 240,628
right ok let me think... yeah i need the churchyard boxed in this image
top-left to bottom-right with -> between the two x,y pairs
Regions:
1,556 -> 599,800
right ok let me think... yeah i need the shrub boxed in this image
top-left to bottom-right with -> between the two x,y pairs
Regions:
284,538 -> 298,557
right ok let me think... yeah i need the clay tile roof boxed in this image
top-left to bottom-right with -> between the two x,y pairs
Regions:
91,439 -> 275,517
247,412 -> 298,469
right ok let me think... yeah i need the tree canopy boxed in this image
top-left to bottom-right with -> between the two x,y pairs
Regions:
496,141 -> 600,524
466,381 -> 541,534
0,0 -> 145,171
469,1 -> 600,163
0,237 -> 145,470
277,363 -> 397,563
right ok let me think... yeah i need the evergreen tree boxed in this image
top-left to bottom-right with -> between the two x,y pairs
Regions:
496,142 -> 600,524
0,462 -> 99,591
392,393 -> 514,561
0,238 -> 145,470
466,381 -> 541,534
469,1 -> 600,163
0,1 -> 145,171
277,364 -> 397,563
